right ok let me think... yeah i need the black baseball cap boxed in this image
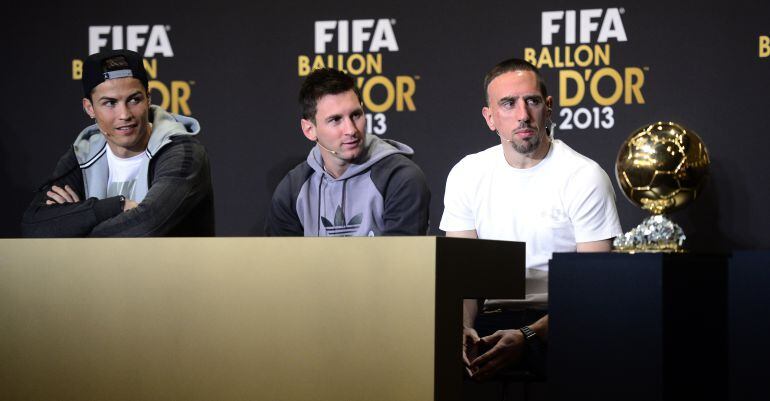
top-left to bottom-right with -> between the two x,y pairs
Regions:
82,49 -> 149,98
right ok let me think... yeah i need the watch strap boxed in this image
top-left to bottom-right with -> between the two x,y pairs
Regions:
520,325 -> 537,342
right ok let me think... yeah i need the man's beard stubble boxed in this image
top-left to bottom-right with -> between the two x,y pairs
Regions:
506,122 -> 546,155
510,133 -> 541,154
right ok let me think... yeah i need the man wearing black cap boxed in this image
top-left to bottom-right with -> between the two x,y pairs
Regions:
21,49 -> 214,237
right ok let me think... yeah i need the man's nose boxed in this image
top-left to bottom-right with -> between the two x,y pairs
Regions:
343,117 -> 360,134
116,103 -> 131,120
514,100 -> 530,123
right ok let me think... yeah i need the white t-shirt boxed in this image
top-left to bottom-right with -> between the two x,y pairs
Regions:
106,145 -> 148,201
440,139 -> 622,306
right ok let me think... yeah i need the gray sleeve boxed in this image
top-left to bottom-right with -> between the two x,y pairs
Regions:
371,154 -> 431,235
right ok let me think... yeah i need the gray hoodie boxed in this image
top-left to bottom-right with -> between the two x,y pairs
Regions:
266,134 -> 430,236
21,105 -> 214,237
74,105 -> 201,202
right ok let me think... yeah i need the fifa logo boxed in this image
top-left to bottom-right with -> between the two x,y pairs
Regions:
314,19 -> 398,54
88,25 -> 173,57
541,8 -> 627,45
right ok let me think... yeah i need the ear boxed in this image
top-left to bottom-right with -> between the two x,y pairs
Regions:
82,98 -> 95,119
545,96 -> 553,118
481,106 -> 496,131
300,119 -> 317,141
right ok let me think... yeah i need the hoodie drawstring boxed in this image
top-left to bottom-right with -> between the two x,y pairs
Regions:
317,176 -> 323,236
341,179 -> 347,225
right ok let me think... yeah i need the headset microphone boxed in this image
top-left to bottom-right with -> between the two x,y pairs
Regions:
316,140 -> 338,155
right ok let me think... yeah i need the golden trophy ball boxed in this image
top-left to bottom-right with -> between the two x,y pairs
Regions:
613,121 -> 710,252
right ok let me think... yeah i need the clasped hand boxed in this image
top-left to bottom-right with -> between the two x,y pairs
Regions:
463,328 -> 525,381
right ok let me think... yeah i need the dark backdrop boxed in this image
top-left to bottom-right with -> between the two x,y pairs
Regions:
2,1 -> 768,251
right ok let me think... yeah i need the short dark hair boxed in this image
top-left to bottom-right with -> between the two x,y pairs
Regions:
483,58 -> 548,105
299,68 -> 363,123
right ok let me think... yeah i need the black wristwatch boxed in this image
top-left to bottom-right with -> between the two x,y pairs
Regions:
519,325 -> 538,343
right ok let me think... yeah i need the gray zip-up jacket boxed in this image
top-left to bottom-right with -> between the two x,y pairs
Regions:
22,106 -> 214,237
265,134 -> 430,236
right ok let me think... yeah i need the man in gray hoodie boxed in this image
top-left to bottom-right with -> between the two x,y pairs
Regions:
22,49 -> 214,237
266,68 -> 429,236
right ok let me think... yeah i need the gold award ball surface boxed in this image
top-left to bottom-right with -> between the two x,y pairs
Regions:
615,122 -> 710,215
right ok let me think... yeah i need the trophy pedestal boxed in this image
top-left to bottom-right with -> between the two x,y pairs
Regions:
548,252 -> 728,401
729,251 -> 770,401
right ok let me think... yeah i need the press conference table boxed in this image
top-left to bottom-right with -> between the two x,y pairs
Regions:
0,237 -> 524,401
